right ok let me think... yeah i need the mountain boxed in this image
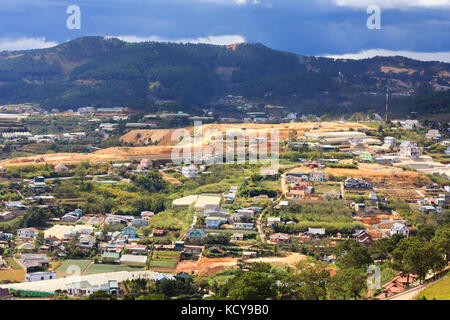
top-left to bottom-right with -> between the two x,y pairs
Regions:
0,36 -> 449,116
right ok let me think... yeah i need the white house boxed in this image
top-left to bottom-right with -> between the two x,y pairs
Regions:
398,141 -> 422,159
384,136 -> 397,146
182,164 -> 198,179
390,223 -> 409,237
17,228 -> 38,239
25,271 -> 56,282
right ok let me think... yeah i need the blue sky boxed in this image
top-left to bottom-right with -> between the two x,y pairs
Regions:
0,0 -> 449,62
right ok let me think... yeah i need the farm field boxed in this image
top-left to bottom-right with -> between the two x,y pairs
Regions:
83,263 -> 144,275
55,259 -> 92,276
150,251 -> 180,270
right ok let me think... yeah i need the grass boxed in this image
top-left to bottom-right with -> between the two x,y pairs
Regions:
0,216 -> 21,229
5,257 -> 22,270
149,260 -> 178,269
56,259 -> 92,274
144,207 -> 194,236
84,263 -> 144,275
417,275 -> 450,300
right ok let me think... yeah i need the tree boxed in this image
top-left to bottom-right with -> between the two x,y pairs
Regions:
34,231 -> 45,247
432,223 -> 450,262
279,262 -> 330,300
392,237 -> 446,283
87,290 -> 117,300
328,267 -> 367,300
335,240 -> 373,269
218,271 -> 277,300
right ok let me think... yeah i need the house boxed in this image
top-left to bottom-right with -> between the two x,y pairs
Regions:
25,271 -> 56,282
30,176 -> 46,189
0,211 -> 14,221
131,219 -> 149,227
269,233 -> 290,245
205,217 -> 227,229
67,280 -> 119,296
175,241 -> 185,251
54,162 -> 69,172
105,216 -> 127,226
235,208 -> 255,218
279,201 -> 289,207
121,226 -> 137,238
267,217 -> 281,227
182,164 -> 198,179
124,243 -> 148,254
289,189 -> 305,199
309,171 -> 326,182
19,254 -> 49,271
233,223 -> 254,230
5,201 -> 28,212
425,130 -> 441,140
61,209 -> 82,222
152,229 -> 167,237
0,232 -> 13,240
78,236 -> 95,249
384,136 -> 397,146
18,243 -> 35,251
242,251 -> 257,259
307,228 -> 326,239
291,182 -> 308,191
139,158 -> 152,168
140,211 -> 154,220
353,230 -> 372,246
404,120 -> 420,130
185,228 -> 207,239
390,223 -> 409,237
17,227 -> 38,239
398,141 -> 422,159
344,177 -> 372,189
231,233 -> 244,241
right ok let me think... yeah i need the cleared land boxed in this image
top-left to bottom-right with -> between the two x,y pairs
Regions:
0,122 -> 371,167
175,253 -> 306,276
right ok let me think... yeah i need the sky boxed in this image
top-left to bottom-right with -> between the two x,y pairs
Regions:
0,0 -> 449,62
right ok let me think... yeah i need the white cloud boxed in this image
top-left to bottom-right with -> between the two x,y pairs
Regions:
324,49 -> 450,63
109,34 -> 246,45
329,0 -> 450,9
0,37 -> 58,51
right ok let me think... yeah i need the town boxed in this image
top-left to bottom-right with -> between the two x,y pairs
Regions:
0,103 -> 449,301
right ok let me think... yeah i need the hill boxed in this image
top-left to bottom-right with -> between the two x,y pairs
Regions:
0,36 -> 449,116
